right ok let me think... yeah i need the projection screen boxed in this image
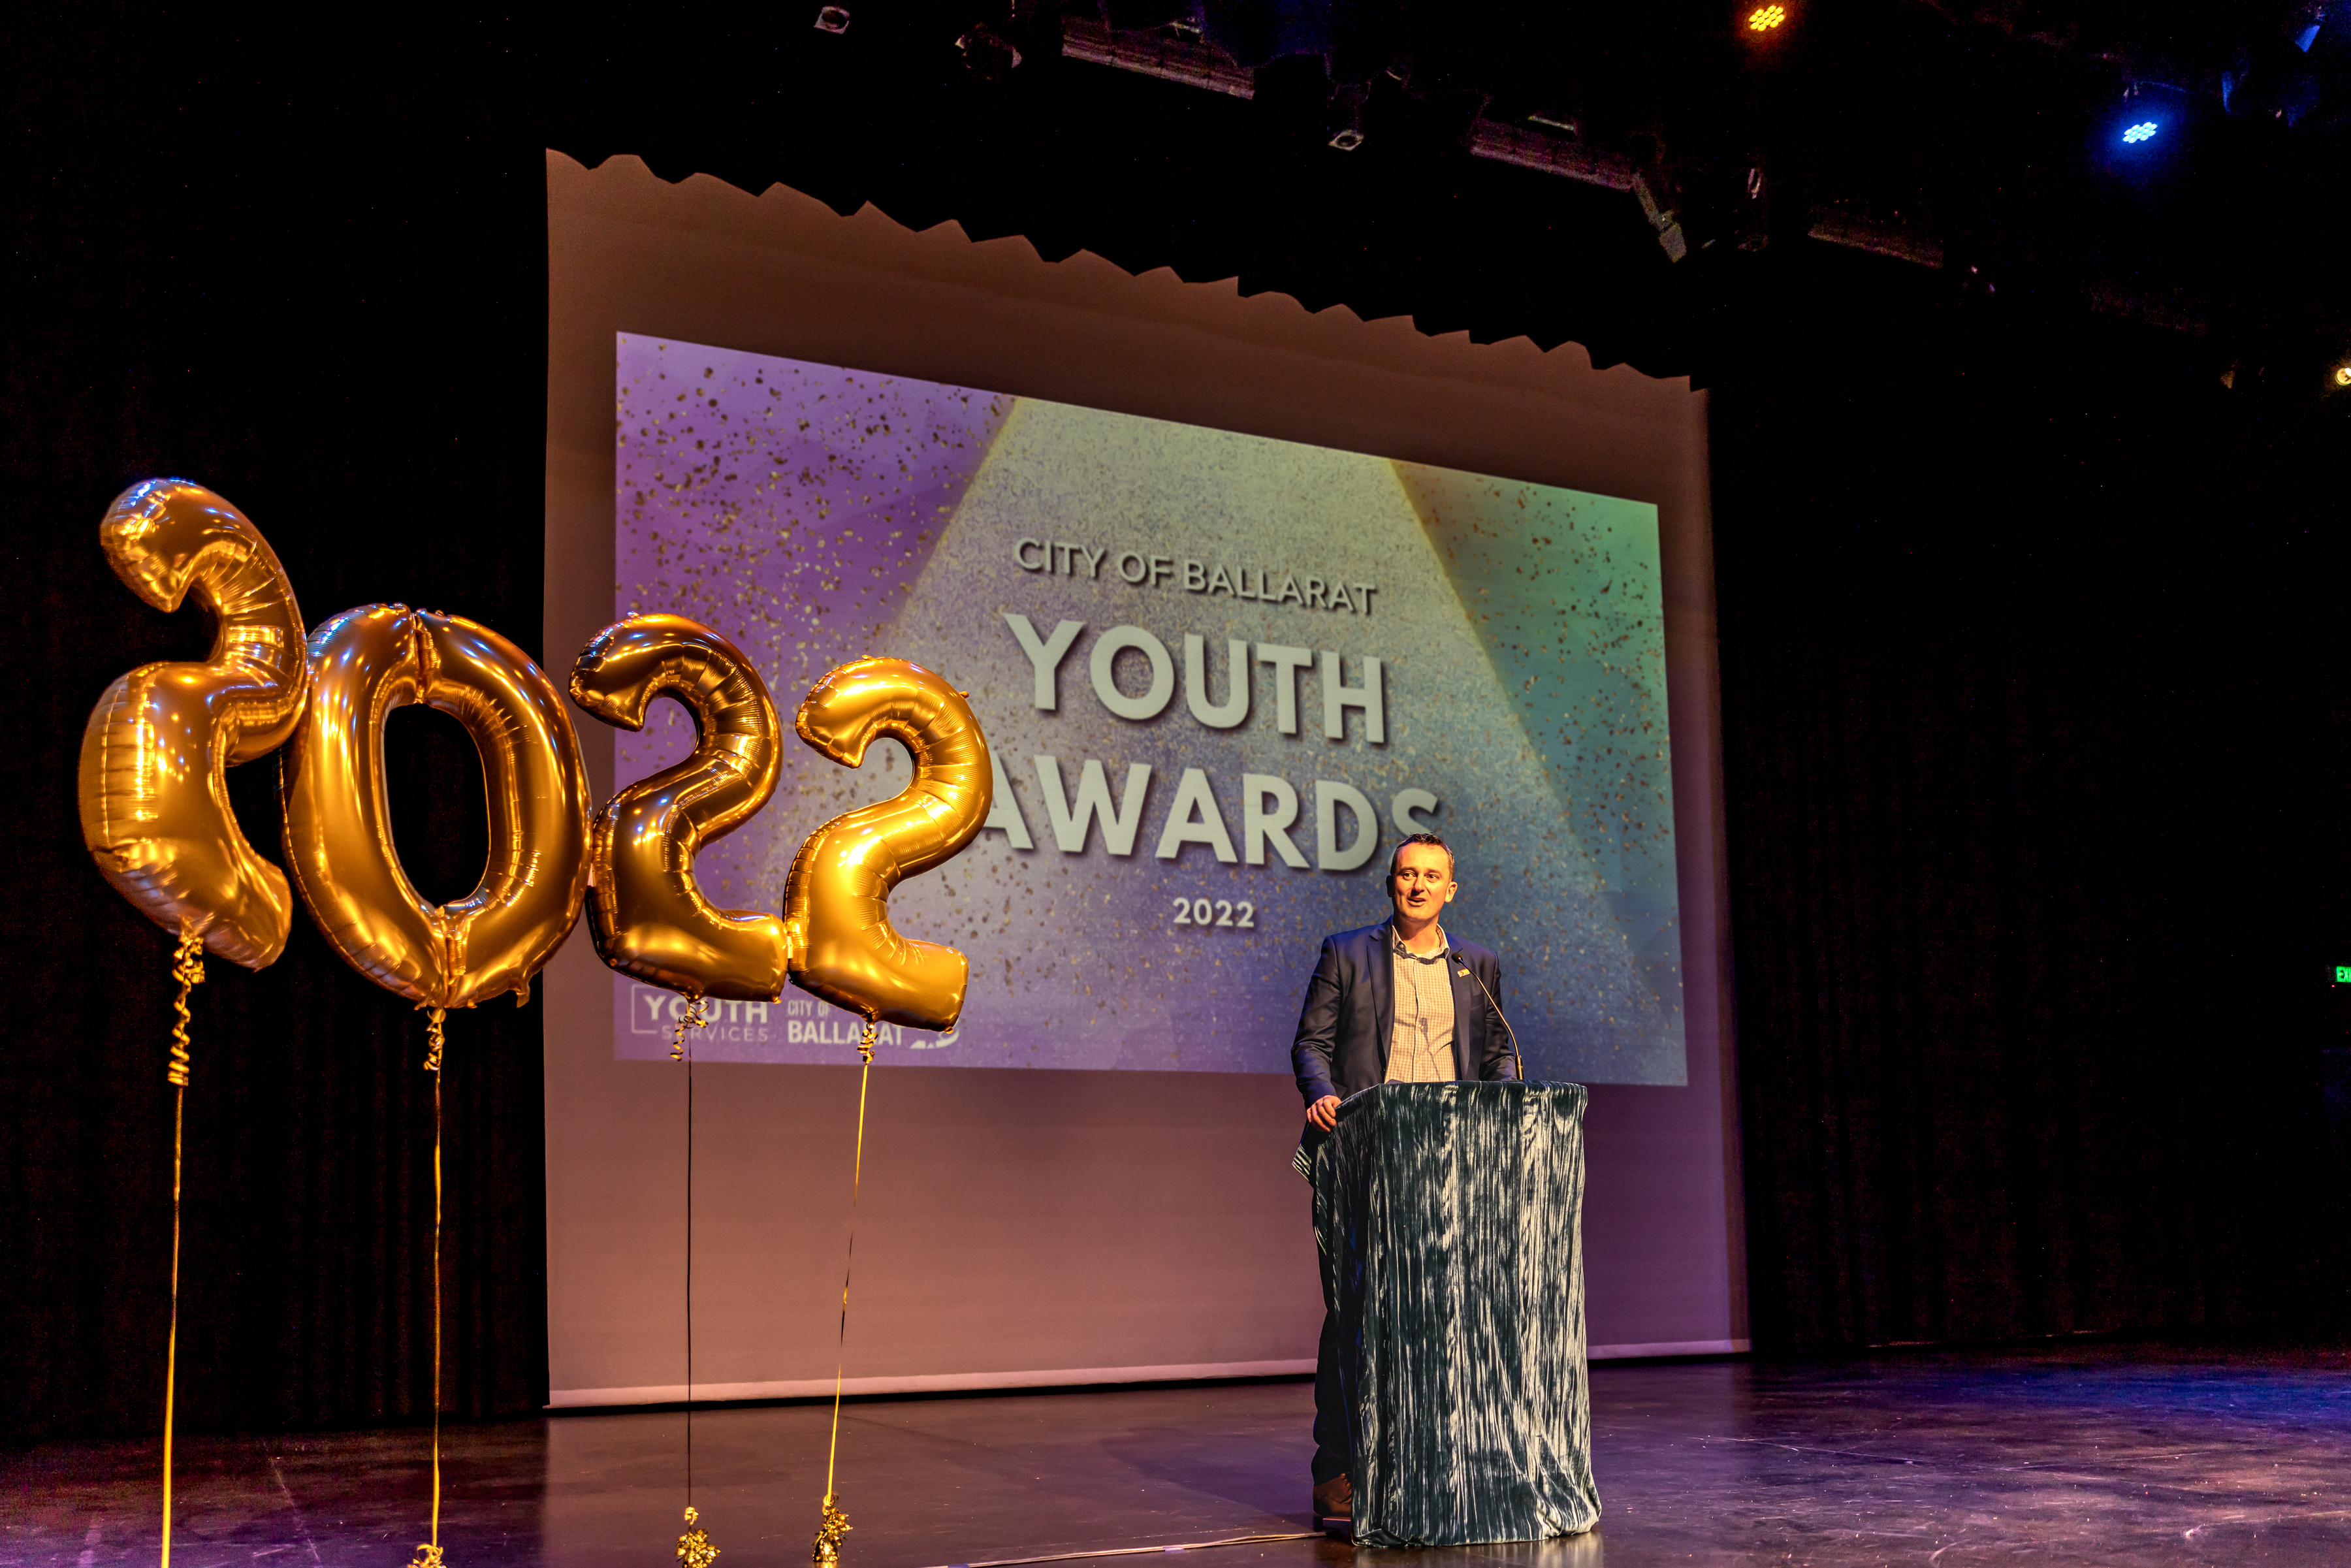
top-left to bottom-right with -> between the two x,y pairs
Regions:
544,152 -> 1743,1407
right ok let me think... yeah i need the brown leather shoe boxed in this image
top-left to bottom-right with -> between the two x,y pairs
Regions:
1311,1473 -> 1352,1532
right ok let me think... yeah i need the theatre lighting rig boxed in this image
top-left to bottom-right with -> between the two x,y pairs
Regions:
871,0 -> 2349,363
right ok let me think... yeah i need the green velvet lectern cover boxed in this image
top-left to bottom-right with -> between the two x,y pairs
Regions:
1314,1081 -> 1600,1546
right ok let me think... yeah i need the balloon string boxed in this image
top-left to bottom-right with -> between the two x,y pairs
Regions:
686,1033 -> 692,1501
161,927 -> 202,1568
675,1015 -> 719,1568
813,1020 -> 878,1565
432,1059 -> 443,1553
409,1016 -> 447,1568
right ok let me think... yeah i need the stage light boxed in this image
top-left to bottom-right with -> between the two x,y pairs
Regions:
813,5 -> 850,33
1746,5 -> 1787,31
2121,120 -> 2159,144
1328,82 -> 1367,151
1630,169 -> 1689,262
957,23 -> 1022,78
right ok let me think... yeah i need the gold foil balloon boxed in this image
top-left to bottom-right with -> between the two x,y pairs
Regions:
569,614 -> 791,1000
78,479 -> 310,969
783,658 -> 992,1031
280,604 -> 590,1008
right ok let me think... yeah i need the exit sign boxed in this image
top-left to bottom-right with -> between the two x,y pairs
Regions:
2338,965 -> 2351,984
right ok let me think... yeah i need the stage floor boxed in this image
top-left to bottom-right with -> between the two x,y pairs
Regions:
9,1346 -> 2351,1565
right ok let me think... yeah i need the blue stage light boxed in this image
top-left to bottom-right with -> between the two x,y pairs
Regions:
2122,120 -> 2159,144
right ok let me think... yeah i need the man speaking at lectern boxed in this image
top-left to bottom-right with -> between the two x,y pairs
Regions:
1290,831 -> 1518,1527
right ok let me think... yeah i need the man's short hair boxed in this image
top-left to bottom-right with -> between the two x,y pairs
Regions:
1388,831 -> 1454,881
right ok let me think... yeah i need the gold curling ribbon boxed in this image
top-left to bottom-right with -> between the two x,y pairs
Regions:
408,1012 -> 448,1568
168,928 -> 203,1088
160,926 -> 204,1568
678,1503 -> 718,1567
811,1019 -> 878,1566
811,1496 -> 852,1567
671,993 -> 708,1062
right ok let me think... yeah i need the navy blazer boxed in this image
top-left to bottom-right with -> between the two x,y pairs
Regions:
1291,919 -> 1517,1109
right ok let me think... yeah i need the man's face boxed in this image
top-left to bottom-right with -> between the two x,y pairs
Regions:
1390,843 -> 1457,923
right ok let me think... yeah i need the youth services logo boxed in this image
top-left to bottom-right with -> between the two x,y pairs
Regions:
625,985 -> 955,1050
626,986 -> 777,1046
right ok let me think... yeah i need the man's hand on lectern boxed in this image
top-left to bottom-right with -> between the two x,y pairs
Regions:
1307,1095 -> 1342,1131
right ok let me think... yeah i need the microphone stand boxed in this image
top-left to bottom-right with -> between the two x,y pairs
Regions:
1452,949 -> 1525,1084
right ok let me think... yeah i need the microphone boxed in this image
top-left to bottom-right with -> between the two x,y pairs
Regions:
1452,948 -> 1525,1084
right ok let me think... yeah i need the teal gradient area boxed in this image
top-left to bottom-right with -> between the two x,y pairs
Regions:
1396,466 -> 1682,1031
607,334 -> 1686,1085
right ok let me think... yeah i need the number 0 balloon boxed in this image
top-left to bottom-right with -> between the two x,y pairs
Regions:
279,603 -> 590,1010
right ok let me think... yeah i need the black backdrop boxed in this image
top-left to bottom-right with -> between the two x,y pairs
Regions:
1712,293 -> 2351,1348
6,10 -> 2346,1440
5,16 -> 550,1439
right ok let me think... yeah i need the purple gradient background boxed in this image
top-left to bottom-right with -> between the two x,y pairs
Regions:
608,334 -> 1686,1083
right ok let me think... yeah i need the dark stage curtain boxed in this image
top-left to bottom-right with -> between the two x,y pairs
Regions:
3,16 -> 549,1438
1711,286 -> 2351,1349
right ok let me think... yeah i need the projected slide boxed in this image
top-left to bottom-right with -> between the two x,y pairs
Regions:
609,334 -> 1686,1085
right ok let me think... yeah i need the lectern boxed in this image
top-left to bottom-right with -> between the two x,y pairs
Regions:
1313,1081 -> 1601,1546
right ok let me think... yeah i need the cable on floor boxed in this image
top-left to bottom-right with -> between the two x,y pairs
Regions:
921,1530 -> 1326,1568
